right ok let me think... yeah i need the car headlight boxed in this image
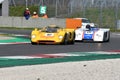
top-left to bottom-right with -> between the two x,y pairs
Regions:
32,35 -> 36,38
59,35 -> 63,39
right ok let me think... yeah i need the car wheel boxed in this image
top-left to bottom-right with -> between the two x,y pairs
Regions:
62,34 -> 69,45
103,31 -> 110,42
31,41 -> 37,45
70,32 -> 75,44
105,31 -> 110,42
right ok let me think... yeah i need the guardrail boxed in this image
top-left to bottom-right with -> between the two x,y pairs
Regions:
0,16 -> 66,28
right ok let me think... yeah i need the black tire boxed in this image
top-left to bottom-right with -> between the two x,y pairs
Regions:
103,31 -> 110,42
70,32 -> 75,44
31,41 -> 37,45
106,31 -> 110,42
62,34 -> 69,45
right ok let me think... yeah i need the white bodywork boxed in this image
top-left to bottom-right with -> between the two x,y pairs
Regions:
74,18 -> 95,29
75,28 -> 110,42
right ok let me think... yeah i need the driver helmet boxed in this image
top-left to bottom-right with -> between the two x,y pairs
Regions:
86,24 -> 91,30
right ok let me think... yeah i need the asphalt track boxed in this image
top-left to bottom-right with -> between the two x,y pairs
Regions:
0,29 -> 120,67
0,29 -> 120,56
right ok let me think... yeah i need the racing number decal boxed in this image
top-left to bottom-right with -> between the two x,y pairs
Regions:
45,33 -> 54,37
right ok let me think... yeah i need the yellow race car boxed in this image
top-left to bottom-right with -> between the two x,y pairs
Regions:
31,25 -> 75,45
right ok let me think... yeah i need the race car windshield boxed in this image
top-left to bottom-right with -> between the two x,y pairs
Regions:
90,27 -> 99,31
82,19 -> 90,23
41,26 -> 59,33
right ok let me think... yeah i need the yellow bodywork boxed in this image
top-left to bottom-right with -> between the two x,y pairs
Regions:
31,25 -> 75,44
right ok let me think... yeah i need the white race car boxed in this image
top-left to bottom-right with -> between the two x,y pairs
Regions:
75,25 -> 110,42
74,18 -> 95,29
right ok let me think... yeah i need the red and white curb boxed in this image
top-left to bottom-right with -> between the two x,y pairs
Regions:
0,34 -> 30,45
0,50 -> 120,60
0,53 -> 82,59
